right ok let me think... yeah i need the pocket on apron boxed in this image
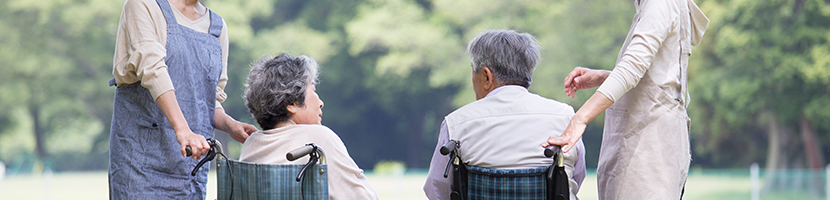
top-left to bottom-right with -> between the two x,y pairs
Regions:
137,120 -> 189,176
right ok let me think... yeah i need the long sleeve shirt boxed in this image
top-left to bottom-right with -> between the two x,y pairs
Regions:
597,0 -> 708,106
112,0 -> 229,108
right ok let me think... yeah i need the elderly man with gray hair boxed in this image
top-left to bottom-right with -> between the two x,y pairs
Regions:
238,53 -> 379,200
424,29 -> 586,200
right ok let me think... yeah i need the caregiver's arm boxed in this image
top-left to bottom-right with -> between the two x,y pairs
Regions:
544,92 -> 613,153
156,91 -> 210,159
214,108 -> 257,143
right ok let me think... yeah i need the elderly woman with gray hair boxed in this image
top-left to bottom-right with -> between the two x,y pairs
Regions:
424,29 -> 586,200
238,53 -> 379,200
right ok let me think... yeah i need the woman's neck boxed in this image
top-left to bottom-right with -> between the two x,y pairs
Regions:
169,0 -> 205,21
273,120 -> 298,129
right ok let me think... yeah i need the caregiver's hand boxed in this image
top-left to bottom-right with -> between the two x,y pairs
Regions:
177,130 -> 210,160
545,92 -> 615,153
544,118 -> 587,154
564,67 -> 610,98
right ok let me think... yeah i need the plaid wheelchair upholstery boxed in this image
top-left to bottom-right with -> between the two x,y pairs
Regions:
216,157 -> 329,200
465,165 -> 550,200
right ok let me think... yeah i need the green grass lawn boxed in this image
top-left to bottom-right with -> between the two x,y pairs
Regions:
0,170 -> 820,200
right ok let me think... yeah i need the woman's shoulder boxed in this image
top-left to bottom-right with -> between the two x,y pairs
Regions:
123,0 -> 160,9
291,124 -> 334,131
121,0 -> 165,20
292,124 -> 338,137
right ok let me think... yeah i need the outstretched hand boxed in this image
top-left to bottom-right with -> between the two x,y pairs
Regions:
564,67 -> 609,98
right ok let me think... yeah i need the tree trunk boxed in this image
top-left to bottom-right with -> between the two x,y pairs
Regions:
762,111 -> 784,192
799,115 -> 824,169
799,115 -> 824,196
30,103 -> 47,160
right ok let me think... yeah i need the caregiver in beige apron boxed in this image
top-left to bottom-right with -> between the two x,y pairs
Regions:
544,0 -> 708,199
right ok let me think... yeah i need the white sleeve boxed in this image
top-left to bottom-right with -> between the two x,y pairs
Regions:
424,120 -> 452,200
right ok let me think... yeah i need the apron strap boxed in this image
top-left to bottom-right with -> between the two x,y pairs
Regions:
208,11 -> 223,38
155,0 -> 178,29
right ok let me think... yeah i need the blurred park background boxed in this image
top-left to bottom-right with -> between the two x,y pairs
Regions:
1,0 -> 830,199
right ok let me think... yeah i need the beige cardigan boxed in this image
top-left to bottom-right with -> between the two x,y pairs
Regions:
239,125 -> 380,200
597,0 -> 709,106
112,0 -> 229,107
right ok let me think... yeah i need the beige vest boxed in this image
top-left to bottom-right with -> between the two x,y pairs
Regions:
445,86 -> 584,199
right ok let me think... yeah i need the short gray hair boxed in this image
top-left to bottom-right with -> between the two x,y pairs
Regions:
467,29 -> 541,88
243,53 -> 319,129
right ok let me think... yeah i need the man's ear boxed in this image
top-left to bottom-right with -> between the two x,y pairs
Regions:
481,66 -> 496,90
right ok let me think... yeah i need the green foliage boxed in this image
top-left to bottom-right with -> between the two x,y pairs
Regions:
1,0 -> 828,171
0,0 -> 119,169
689,0 -> 830,167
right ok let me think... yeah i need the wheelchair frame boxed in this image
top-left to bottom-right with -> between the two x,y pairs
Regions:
188,139 -> 329,200
440,140 -> 570,200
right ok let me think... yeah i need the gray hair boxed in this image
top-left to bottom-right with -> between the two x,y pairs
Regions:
467,29 -> 541,88
243,53 -> 319,129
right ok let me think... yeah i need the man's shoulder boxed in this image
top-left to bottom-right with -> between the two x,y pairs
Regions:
445,91 -> 574,125
527,93 -> 575,115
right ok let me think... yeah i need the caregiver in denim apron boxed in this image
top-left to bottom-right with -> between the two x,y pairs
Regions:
545,0 -> 709,199
109,0 -> 257,198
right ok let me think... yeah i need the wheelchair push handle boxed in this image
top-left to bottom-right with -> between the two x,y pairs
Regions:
440,140 -> 458,155
287,144 -> 316,161
544,145 -> 561,158
185,139 -> 224,176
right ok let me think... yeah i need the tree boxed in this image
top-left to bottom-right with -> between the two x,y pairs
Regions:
0,0 -> 120,171
690,0 -> 830,195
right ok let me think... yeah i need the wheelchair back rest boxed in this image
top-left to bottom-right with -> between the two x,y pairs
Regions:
464,165 -> 550,200
217,157 -> 329,200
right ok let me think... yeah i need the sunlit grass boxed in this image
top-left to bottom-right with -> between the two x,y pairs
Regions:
0,170 -> 821,200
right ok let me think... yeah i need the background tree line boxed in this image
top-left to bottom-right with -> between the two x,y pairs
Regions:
0,0 -> 828,179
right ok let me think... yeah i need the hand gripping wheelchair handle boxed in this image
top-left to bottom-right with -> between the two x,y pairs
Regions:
188,139 -> 223,176
544,145 -> 561,158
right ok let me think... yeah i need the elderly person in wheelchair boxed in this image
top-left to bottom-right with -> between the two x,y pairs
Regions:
424,29 -> 587,200
239,53 -> 379,200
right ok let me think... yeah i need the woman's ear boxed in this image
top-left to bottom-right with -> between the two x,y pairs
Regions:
286,103 -> 299,114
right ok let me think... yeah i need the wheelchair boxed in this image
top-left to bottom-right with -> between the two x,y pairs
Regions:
440,140 -> 570,200
188,139 -> 329,200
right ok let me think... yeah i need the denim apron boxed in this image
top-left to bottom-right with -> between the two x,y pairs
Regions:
108,0 -> 223,199
596,0 -> 693,199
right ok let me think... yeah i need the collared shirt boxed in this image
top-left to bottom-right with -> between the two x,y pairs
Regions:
113,0 -> 229,108
239,125 -> 381,200
424,85 -> 587,200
